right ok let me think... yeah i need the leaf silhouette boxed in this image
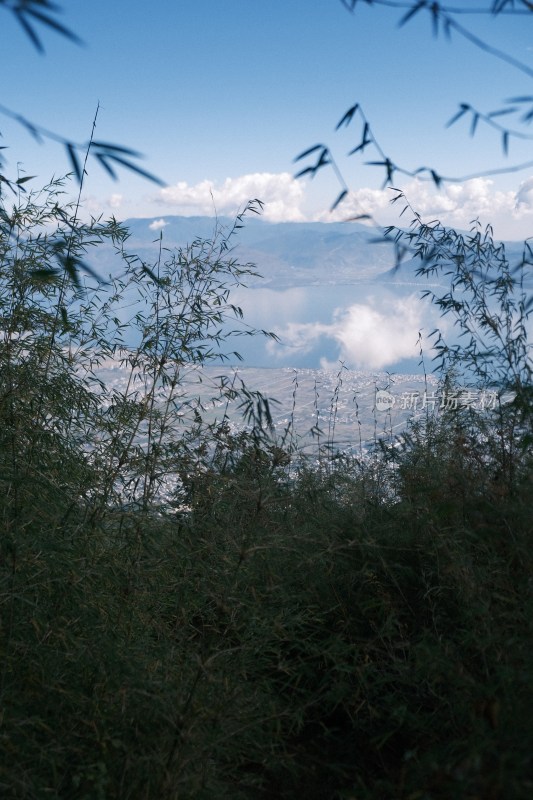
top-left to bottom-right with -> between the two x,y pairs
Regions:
336,104 -> 359,130
330,189 -> 348,212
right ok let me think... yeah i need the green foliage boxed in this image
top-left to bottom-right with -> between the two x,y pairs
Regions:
1,181 -> 532,799
383,192 -> 533,504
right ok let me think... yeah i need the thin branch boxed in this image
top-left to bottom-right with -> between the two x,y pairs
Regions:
0,102 -> 165,187
340,0 -> 533,79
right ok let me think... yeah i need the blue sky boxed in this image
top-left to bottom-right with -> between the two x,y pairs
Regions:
2,0 -> 533,239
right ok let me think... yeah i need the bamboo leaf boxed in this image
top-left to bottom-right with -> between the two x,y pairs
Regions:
15,11 -> 44,52
430,170 -> 442,188
431,3 -> 440,37
488,107 -> 519,118
104,154 -> 165,186
16,114 -> 43,142
491,0 -> 512,12
294,165 -> 317,179
24,7 -> 83,46
294,144 -> 324,162
60,304 -> 69,328
399,2 -> 427,28
446,103 -> 470,128
348,123 -> 372,156
92,141 -> 142,157
57,254 -> 81,288
95,153 -> 117,180
66,143 -> 82,182
140,263 -> 162,284
330,189 -> 348,212
336,104 -> 359,130
502,130 -> 509,156
15,175 -> 36,186
29,268 -> 60,282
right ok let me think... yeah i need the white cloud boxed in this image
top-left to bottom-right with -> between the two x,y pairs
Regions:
320,177 -> 533,240
159,171 -> 519,232
266,294 -> 437,370
85,170 -> 533,241
148,218 -> 168,230
156,172 -> 306,222
330,296 -> 424,369
109,193 -> 123,210
266,320 -> 331,358
515,176 -> 533,211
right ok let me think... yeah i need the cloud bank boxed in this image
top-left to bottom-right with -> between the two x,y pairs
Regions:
323,177 -> 533,238
156,172 -> 306,222
153,172 -> 533,239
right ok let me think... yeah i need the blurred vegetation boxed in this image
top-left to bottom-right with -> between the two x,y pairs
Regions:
1,180 -> 532,799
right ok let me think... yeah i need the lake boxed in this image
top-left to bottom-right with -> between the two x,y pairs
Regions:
227,277 -> 450,374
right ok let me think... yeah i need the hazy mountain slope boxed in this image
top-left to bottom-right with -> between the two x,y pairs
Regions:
89,214 -> 527,289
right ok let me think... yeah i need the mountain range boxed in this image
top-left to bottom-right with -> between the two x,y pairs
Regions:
98,214 -> 527,289
92,216 -> 410,287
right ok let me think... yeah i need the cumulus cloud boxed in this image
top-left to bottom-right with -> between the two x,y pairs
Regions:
156,172 -> 306,222
515,176 -> 533,211
266,294 -> 435,370
330,296 -> 424,369
266,320 -> 331,358
146,169 -> 533,237
88,169 -> 532,240
149,218 -> 168,230
321,177 -> 533,239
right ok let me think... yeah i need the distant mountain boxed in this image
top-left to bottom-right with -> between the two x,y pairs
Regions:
82,215 -> 531,373
96,215 -> 400,287
89,214 -> 528,290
